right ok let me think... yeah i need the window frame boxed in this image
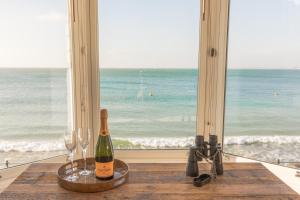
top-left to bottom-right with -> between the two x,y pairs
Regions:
69,0 -> 230,158
197,0 -> 230,144
68,0 -> 100,156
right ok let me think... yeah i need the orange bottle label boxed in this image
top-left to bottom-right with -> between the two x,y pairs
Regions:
95,161 -> 114,178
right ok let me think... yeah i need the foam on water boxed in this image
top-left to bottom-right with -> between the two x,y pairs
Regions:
0,140 -> 65,152
115,137 -> 195,148
117,135 -> 300,148
224,135 -> 300,145
1,136 -> 300,152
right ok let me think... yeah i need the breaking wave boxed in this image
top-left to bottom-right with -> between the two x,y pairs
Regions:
1,135 -> 300,152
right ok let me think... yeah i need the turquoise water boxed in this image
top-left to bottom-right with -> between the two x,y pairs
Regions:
0,68 -> 299,164
224,69 -> 300,164
100,69 -> 197,138
0,69 -> 68,141
225,69 -> 300,136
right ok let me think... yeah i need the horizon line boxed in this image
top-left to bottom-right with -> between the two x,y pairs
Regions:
0,67 -> 300,70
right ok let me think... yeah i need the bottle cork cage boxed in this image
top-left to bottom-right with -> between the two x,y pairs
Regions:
57,158 -> 129,193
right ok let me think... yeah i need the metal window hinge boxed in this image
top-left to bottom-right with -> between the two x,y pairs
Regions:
202,0 -> 206,21
72,0 -> 75,22
81,46 -> 86,55
81,101 -> 86,112
210,48 -> 217,57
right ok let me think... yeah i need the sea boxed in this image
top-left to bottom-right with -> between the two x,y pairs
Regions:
0,68 -> 300,168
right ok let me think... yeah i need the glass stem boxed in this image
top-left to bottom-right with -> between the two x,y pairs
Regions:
70,151 -> 74,173
83,148 -> 87,171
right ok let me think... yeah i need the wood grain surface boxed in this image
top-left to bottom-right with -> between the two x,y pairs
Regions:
0,163 -> 299,200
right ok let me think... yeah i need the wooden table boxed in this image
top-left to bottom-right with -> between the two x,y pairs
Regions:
0,163 -> 299,200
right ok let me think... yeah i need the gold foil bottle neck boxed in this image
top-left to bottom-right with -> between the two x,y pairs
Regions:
101,109 -> 108,119
100,109 -> 109,135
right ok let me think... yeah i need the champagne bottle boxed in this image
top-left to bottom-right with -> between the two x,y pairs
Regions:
95,109 -> 114,180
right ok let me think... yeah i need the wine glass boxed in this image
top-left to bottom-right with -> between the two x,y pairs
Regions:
78,128 -> 92,176
64,130 -> 78,181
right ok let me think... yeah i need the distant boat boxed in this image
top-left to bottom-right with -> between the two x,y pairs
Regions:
148,91 -> 154,96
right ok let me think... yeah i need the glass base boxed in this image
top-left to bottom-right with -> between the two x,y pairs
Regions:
64,174 -> 79,182
79,169 -> 92,176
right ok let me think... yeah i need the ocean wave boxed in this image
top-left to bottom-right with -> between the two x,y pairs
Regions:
116,135 -> 300,148
0,140 -> 65,152
224,135 -> 300,145
1,135 -> 300,152
115,137 -> 195,148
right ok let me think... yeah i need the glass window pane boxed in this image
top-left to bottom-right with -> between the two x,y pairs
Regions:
99,0 -> 200,149
0,0 -> 71,169
224,0 -> 300,167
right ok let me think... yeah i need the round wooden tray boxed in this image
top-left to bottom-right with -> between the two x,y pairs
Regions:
57,158 -> 129,193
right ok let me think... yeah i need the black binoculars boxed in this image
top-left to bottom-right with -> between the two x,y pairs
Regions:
186,135 -> 223,177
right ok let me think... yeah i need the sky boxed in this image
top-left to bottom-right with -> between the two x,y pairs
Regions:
0,0 -> 69,68
0,0 -> 299,69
